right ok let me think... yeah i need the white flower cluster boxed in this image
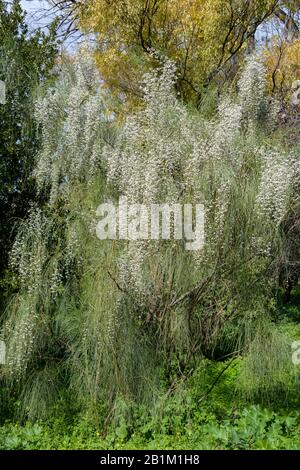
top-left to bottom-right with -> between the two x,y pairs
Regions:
256,149 -> 294,225
6,211 -> 84,376
9,207 -> 82,299
107,59 -> 187,203
238,54 -> 268,129
34,50 -> 108,204
212,97 -> 242,162
4,306 -> 38,378
10,208 -> 51,295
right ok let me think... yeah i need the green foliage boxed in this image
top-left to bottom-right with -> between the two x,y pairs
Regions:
1,401 -> 299,450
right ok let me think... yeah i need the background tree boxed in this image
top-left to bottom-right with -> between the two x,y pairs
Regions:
74,0 -> 281,104
51,1 -> 300,104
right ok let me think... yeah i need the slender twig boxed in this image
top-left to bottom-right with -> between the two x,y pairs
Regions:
198,356 -> 238,403
107,269 -> 126,293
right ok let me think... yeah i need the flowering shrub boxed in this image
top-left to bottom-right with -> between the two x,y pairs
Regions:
1,51 -> 299,418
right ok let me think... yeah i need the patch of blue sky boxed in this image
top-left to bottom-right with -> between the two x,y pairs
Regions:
20,0 -> 83,50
